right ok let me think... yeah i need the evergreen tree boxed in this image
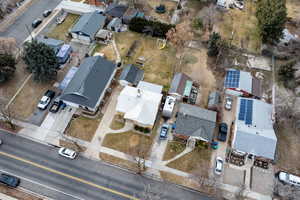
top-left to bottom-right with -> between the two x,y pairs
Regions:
256,0 -> 287,44
207,32 -> 221,57
23,40 -> 59,82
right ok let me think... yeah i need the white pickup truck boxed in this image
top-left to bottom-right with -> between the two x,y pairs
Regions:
37,90 -> 55,110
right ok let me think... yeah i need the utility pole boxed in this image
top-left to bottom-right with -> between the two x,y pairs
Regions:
25,24 -> 33,41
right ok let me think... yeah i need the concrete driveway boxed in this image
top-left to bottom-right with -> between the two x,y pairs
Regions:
0,0 -> 62,45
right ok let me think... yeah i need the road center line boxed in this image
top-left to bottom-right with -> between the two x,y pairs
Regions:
0,151 -> 139,200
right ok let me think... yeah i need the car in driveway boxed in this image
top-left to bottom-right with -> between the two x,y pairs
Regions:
278,171 -> 300,187
49,98 -> 63,113
214,157 -> 223,175
58,147 -> 77,159
218,123 -> 228,142
160,123 -> 169,140
225,96 -> 233,110
32,18 -> 42,28
0,174 -> 20,188
37,90 -> 55,110
43,9 -> 52,17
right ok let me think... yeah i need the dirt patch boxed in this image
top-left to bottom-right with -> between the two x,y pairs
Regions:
0,184 -> 42,200
115,31 -> 176,88
65,115 -> 101,142
286,0 -> 300,19
99,153 -> 139,171
47,14 -> 80,42
275,121 -> 300,175
163,141 -> 186,161
0,60 -> 29,102
92,43 -> 116,61
167,147 -> 212,174
59,140 -> 87,152
181,47 -> 217,107
109,115 -> 125,130
215,0 -> 261,53
129,134 -> 139,147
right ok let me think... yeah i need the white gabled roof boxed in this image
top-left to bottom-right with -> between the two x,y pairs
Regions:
233,98 -> 277,159
137,81 -> 163,94
116,85 -> 162,126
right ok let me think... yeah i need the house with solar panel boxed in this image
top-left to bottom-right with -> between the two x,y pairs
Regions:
232,97 -> 277,161
224,69 -> 261,98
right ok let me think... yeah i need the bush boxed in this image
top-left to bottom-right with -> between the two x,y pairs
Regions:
192,18 -> 203,30
0,54 -> 16,83
170,142 -> 185,153
129,17 -> 174,38
207,32 -> 221,57
278,60 -> 297,89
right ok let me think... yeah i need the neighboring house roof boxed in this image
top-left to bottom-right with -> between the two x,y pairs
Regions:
233,98 -> 277,160
175,103 -> 217,142
224,69 -> 261,97
71,12 -> 106,38
96,29 -> 111,39
119,64 -> 144,85
116,85 -> 162,126
169,73 -> 192,96
36,36 -> 64,53
105,3 -> 128,18
137,81 -> 163,94
60,56 -> 116,109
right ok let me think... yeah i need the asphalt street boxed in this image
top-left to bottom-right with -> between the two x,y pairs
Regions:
0,130 -> 216,200
0,0 -> 62,45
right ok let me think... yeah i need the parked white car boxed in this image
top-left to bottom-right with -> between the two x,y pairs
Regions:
278,171 -> 300,187
58,147 -> 77,159
215,157 -> 224,175
225,96 -> 233,110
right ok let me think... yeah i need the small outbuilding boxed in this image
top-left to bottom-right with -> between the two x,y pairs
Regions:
119,64 -> 144,86
207,91 -> 220,111
162,96 -> 176,118
169,72 -> 193,100
95,29 -> 112,43
107,17 -> 122,32
70,12 -> 106,44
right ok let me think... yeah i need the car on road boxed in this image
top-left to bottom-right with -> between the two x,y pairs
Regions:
43,9 -> 52,17
278,171 -> 300,187
214,157 -> 223,175
218,123 -> 228,142
37,90 -> 55,110
0,174 -> 20,188
49,98 -> 63,113
159,123 -> 169,140
32,18 -> 42,28
224,96 -> 233,110
58,147 -> 77,159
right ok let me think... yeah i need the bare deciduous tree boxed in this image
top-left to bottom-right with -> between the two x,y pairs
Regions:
129,136 -> 148,174
0,101 -> 15,130
197,4 -> 219,33
0,37 -> 19,56
166,21 -> 194,50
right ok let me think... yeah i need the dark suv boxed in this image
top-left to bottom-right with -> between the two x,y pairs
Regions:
0,174 -> 20,188
32,18 -> 42,28
218,123 -> 228,142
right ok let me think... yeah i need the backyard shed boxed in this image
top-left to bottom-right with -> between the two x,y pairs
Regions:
70,12 -> 107,44
119,64 -> 144,86
169,72 -> 193,100
207,91 -> 220,111
107,17 -> 122,32
56,44 -> 72,64
95,29 -> 112,43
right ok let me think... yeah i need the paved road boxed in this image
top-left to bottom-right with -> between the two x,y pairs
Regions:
0,0 -> 62,45
0,130 -> 216,200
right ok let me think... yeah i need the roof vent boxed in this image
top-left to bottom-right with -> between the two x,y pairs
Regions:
137,88 -> 142,97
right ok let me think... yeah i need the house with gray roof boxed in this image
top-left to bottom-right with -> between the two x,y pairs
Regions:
169,73 -> 193,100
174,103 -> 217,143
232,97 -> 277,160
107,17 -> 122,32
60,56 -> 116,113
119,64 -> 144,86
36,36 -> 64,54
105,3 -> 128,19
70,12 -> 107,44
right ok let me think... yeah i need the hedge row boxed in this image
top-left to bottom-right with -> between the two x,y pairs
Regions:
129,17 -> 175,38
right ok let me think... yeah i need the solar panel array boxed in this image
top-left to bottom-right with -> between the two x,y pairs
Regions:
238,99 -> 253,125
224,70 -> 240,88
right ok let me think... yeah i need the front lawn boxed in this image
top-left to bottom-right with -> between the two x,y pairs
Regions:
167,147 -> 212,174
99,153 -> 138,171
47,13 -> 80,41
65,115 -> 101,142
163,141 -> 186,161
109,115 -> 125,130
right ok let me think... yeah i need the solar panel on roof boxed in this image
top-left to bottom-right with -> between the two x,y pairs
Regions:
245,100 -> 253,125
224,70 -> 240,88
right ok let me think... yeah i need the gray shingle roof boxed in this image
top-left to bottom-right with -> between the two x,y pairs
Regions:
208,91 -> 220,108
175,103 -> 217,142
36,36 -> 63,53
119,64 -> 144,85
60,56 -> 116,109
169,73 -> 192,96
105,3 -> 128,18
71,12 -> 106,38
233,130 -> 277,160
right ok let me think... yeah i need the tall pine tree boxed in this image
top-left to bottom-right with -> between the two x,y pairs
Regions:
256,0 -> 287,44
23,40 -> 59,82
